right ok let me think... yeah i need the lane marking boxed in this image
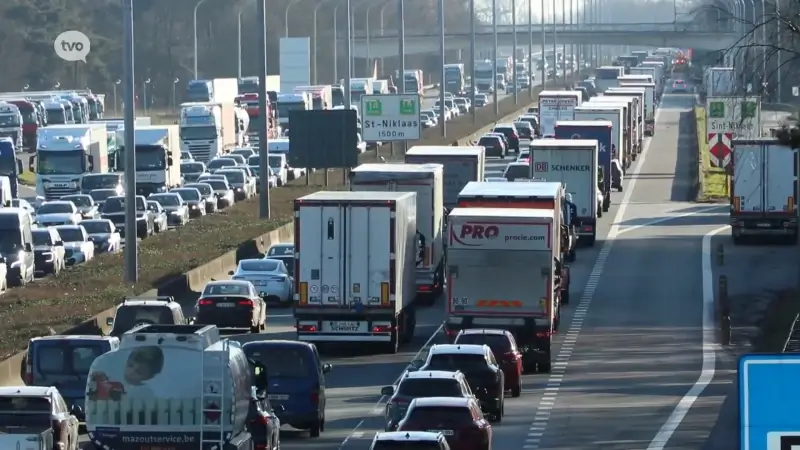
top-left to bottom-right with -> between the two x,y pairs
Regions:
645,224 -> 728,449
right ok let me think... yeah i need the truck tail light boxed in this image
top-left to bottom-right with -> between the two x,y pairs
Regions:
299,282 -> 308,305
381,282 -> 390,306
733,196 -> 741,212
373,325 -> 393,333
297,324 -> 317,332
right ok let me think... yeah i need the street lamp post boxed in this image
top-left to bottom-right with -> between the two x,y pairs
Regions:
313,0 -> 335,84
285,0 -> 303,37
512,0 -> 517,104
172,78 -> 180,109
438,0 -> 446,136
237,9 -> 243,79
471,0 -> 477,123
333,3 -> 343,82
193,0 -> 209,79
492,0 -> 498,115
540,0 -> 546,87
143,78 -> 151,114
528,0 -> 532,100
122,0 -> 138,283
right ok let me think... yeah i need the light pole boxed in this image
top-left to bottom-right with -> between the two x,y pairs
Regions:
552,0 -> 557,85
257,0 -> 271,218
113,79 -> 121,115
122,0 -> 138,283
364,2 -> 388,76
193,0 -> 209,79
172,78 -> 180,109
438,0 -> 446,136
512,0 -> 517,104
398,0 -> 407,152
237,9 -> 243,79
379,0 -> 394,76
143,78 -> 151,114
285,0 -> 303,37
471,0 -> 477,123
313,0 -> 335,84
540,0 -> 546,87
528,0 -> 532,99
333,3 -> 343,82
492,0 -> 498,115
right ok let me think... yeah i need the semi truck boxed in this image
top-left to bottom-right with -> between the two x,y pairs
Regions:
85,324 -> 262,450
555,120 -> 615,211
130,125 -> 182,196
404,146 -> 486,209
179,102 -> 237,162
617,82 -> 656,135
474,60 -> 495,92
457,180 -> 577,263
0,103 -> 23,151
350,163 -> 445,303
583,100 -> 634,164
185,78 -> 238,103
445,207 -> 565,373
32,124 -> 109,200
537,91 -> 583,136
275,92 -> 312,131
598,91 -> 644,153
293,191 -> 418,353
496,56 -> 513,82
730,138 -> 797,244
444,64 -> 466,95
574,105 -> 626,171
294,85 -> 333,110
529,139 -> 600,245
593,66 -> 624,92
0,138 -> 22,198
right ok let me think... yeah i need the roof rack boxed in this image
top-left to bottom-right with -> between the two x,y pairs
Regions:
122,295 -> 174,304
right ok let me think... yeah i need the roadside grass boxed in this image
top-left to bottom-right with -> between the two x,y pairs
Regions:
695,107 -> 730,202
18,171 -> 35,186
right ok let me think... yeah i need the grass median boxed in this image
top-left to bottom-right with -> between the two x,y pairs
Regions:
0,77 -> 581,359
695,107 -> 729,202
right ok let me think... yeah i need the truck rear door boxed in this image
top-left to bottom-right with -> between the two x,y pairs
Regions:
733,143 -> 764,213
531,148 -> 594,218
765,144 -> 796,214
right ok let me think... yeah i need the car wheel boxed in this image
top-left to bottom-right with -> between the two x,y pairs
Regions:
511,380 -> 522,397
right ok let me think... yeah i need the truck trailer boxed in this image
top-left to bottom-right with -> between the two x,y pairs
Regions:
529,139 -> 600,245
730,138 -> 797,244
617,83 -> 656,135
584,101 -> 634,164
555,120 -> 615,211
293,191 -> 418,353
445,207 -> 564,373
537,91 -> 583,136
574,105 -> 627,171
404,146 -> 486,209
349,163 -> 446,303
590,95 -> 642,156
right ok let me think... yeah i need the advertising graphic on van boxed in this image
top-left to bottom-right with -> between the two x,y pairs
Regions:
450,222 -> 550,251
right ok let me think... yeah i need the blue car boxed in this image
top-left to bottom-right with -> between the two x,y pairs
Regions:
23,335 -> 119,421
243,340 -> 332,437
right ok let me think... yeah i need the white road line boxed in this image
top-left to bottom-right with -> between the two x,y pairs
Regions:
645,224 -> 729,449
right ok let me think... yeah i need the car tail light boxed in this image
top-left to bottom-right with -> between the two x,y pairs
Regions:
238,299 -> 254,307
252,415 -> 270,426
297,324 -> 317,332
372,325 -> 393,333
536,331 -> 552,338
197,299 -> 213,306
503,352 -> 520,362
255,445 -> 267,450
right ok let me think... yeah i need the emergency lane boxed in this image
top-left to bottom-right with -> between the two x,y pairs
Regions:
516,92 -> 716,449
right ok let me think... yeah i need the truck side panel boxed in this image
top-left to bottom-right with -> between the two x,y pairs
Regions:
732,144 -> 764,213
531,147 -> 597,218
765,144 -> 796,213
404,155 -> 480,208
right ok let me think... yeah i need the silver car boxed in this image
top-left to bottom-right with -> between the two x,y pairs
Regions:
148,193 -> 189,226
229,258 -> 293,306
216,168 -> 256,201
80,219 -> 121,253
61,194 -> 99,219
35,201 -> 82,226
184,183 -> 218,214
170,187 -> 206,218
203,178 -> 236,209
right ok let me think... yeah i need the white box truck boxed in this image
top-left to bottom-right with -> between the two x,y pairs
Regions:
404,146 -> 486,209
605,88 -> 648,142
446,207 -> 562,373
590,95 -> 642,156
529,139 -> 600,245
618,82 -> 656,135
537,91 -> 583,136
586,98 -> 636,162
730,138 -> 798,244
574,105 -> 627,171
131,125 -> 182,196
293,191 -> 418,353
349,163 -> 446,303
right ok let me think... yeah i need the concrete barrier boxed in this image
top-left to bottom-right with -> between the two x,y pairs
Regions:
0,222 -> 294,387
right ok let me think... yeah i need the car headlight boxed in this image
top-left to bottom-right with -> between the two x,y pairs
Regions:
41,252 -> 54,262
156,186 -> 167,193
190,204 -> 198,209
236,187 -> 243,191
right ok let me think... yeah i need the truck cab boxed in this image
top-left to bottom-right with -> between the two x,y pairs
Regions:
0,103 -> 23,150
32,124 -> 108,200
128,125 -> 181,196
44,101 -> 67,125
0,137 -> 24,198
275,92 -> 312,131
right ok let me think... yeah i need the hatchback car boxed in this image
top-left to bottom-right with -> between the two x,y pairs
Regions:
672,79 -> 688,92
35,201 -> 81,227
492,123 -> 520,153
512,121 -> 534,140
170,187 -> 206,218
207,157 -> 238,172
54,225 -> 94,266
477,134 -> 506,159
503,162 -> 531,181
370,431 -> 450,450
195,280 -> 266,333
396,397 -> 492,450
454,329 -> 522,397
382,370 -> 475,431
203,178 -> 236,209
148,193 -> 189,226
230,258 -> 293,306
242,340 -> 331,437
60,194 -> 99,219
184,182 -> 218,214
80,219 -> 121,254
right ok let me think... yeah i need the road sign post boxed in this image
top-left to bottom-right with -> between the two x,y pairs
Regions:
739,354 -> 800,450
361,94 -> 422,142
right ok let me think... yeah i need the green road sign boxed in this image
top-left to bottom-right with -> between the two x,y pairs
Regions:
709,101 -> 725,118
399,98 -> 417,115
741,101 -> 757,119
364,99 -> 382,116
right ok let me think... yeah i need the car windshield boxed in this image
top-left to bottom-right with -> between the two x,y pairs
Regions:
455,334 -> 512,356
81,174 -> 119,190
207,159 -> 236,170
186,184 -> 212,196
103,197 -> 145,213
63,196 -> 92,207
202,283 -> 249,296
32,230 -> 53,246
81,221 -> 112,234
33,341 -> 106,376
426,353 -> 487,371
147,202 -> 161,212
181,162 -> 205,174
173,189 -> 200,201
151,194 -> 180,206
220,171 -> 245,184
207,180 -> 228,191
405,406 -> 473,426
240,260 -> 279,272
38,203 -> 72,215
56,228 -> 83,242
90,190 -> 117,202
267,245 -> 294,256
398,378 -> 463,397
225,155 -> 246,164
112,306 -> 174,335
243,345 -> 312,378
248,155 -> 260,166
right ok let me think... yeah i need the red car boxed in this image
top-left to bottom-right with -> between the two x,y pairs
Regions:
397,397 -> 492,450
454,329 -> 523,397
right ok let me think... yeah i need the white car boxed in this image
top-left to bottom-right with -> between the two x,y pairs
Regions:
35,201 -> 82,227
54,224 -> 94,266
229,258 -> 294,307
80,219 -> 122,254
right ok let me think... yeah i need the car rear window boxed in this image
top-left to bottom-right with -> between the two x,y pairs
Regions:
405,405 -> 473,426
455,334 -> 512,356
372,442 -> 441,450
113,305 -> 174,334
426,354 -> 487,371
243,344 -> 313,378
398,378 -> 463,397
34,341 -> 107,375
478,137 -> 498,146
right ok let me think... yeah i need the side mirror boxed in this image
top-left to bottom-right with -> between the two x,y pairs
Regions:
87,155 -> 94,172
23,243 -> 32,252
168,157 -> 174,166
380,386 -> 394,396
55,240 -> 63,246
228,270 -> 235,276
69,405 -> 82,416
106,317 -> 114,326
16,160 -> 23,173
252,361 -> 268,390
322,363 -> 332,374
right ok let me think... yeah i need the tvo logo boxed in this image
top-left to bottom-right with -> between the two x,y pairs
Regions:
453,224 -> 500,246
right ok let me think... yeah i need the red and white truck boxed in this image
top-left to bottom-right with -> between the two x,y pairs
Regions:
445,207 -> 562,373
349,163 -> 446,303
293,191 -> 418,353
730,138 -> 798,244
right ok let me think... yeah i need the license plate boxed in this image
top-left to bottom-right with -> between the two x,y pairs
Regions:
252,280 -> 266,286
427,429 -> 454,436
268,394 -> 289,400
216,302 -> 235,308
757,223 -> 771,228
329,321 -> 362,332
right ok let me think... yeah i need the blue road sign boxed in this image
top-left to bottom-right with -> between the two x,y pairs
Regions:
739,354 -> 800,450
